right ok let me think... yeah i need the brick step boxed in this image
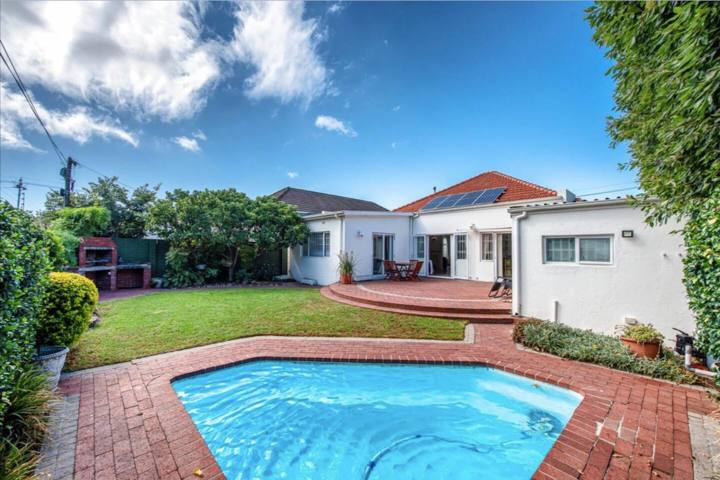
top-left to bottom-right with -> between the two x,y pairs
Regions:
327,283 -> 511,315
321,287 -> 515,323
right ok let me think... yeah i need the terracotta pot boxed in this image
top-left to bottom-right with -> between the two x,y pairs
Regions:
621,337 -> 661,359
340,273 -> 353,284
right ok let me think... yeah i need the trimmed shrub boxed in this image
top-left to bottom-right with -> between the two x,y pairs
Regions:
0,202 -> 51,420
517,320 -> 698,385
511,318 -> 544,344
36,273 -> 98,347
51,205 -> 110,237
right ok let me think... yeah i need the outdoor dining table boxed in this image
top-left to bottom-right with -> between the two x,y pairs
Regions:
394,261 -> 412,277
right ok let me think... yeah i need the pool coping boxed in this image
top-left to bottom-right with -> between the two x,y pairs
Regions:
57,324 -> 718,480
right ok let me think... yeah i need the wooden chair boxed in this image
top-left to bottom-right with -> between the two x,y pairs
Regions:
407,260 -> 423,281
383,260 -> 402,280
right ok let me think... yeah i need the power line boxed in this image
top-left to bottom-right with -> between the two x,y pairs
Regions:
1,179 -> 62,189
0,38 -> 67,166
578,186 -> 641,197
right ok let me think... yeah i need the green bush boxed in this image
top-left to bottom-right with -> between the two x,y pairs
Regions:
0,202 -> 52,421
0,366 -> 56,480
36,272 -> 98,347
683,191 -> 720,384
516,319 -> 698,384
511,318 -> 544,344
45,228 -> 81,269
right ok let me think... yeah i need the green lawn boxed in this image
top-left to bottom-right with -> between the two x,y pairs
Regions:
66,288 -> 466,371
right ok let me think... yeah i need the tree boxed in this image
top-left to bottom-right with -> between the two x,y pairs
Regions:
42,176 -> 159,238
51,206 -> 111,237
148,189 -> 308,286
587,2 -> 720,373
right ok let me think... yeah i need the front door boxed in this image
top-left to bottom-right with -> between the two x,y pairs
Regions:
501,233 -> 512,278
454,234 -> 468,278
372,234 -> 394,275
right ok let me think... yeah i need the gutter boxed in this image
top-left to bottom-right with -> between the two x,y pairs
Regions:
508,198 -> 632,215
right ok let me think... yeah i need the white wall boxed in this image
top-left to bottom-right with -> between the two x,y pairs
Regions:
514,204 -> 693,342
412,204 -> 512,281
289,216 -> 342,285
344,215 -> 412,281
290,213 -> 412,285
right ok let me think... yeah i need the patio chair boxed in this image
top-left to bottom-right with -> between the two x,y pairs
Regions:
488,277 -> 505,298
383,260 -> 402,280
500,278 -> 512,297
407,260 -> 423,281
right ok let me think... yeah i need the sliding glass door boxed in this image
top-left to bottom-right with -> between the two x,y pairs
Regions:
372,234 -> 394,275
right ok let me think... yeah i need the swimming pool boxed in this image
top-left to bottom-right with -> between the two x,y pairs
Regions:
173,360 -> 582,479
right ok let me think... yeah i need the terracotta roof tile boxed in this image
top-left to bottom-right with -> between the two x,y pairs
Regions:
393,171 -> 557,212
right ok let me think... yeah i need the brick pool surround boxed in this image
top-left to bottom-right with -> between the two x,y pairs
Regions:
59,325 -> 717,480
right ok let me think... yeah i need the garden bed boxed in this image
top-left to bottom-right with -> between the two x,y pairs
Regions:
513,319 -> 699,385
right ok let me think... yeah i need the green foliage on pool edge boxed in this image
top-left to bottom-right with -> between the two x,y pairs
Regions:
513,320 -> 698,385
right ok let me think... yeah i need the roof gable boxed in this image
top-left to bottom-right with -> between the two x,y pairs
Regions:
393,171 -> 557,212
271,187 -> 388,214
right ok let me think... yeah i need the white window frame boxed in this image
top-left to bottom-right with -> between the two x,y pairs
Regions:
455,234 -> 467,260
414,235 -> 425,260
543,235 -> 613,265
304,231 -> 331,257
480,233 -> 494,261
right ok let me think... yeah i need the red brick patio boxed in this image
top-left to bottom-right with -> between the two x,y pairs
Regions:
322,278 -> 514,322
59,324 -> 716,480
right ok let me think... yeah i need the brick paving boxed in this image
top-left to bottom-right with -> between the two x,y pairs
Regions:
57,324 -> 717,480
322,278 -> 514,321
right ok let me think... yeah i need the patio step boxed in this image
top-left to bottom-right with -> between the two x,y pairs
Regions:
321,287 -> 514,323
327,283 -> 511,315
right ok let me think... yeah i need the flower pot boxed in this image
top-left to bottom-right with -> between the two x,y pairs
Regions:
34,346 -> 69,389
621,337 -> 660,359
340,273 -> 353,284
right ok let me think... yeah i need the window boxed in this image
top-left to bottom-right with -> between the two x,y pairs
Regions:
304,231 -> 330,257
545,237 -> 576,262
414,236 -> 425,260
455,235 -> 467,260
481,234 -> 494,260
544,236 -> 612,264
579,237 -> 611,263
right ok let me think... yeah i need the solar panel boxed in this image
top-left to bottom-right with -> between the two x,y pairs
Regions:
419,197 -> 445,210
419,187 -> 507,211
453,190 -> 485,207
436,193 -> 465,208
473,187 -> 506,205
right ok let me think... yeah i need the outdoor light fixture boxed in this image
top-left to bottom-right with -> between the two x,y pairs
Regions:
622,230 -> 634,238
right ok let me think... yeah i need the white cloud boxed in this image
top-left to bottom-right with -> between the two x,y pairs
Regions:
230,2 -> 329,105
287,171 -> 299,179
0,1 -> 222,121
0,82 -> 138,150
327,3 -> 345,15
192,130 -> 207,141
315,115 -> 357,137
173,136 -> 201,153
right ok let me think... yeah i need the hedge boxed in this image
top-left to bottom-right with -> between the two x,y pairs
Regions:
36,273 -> 98,347
683,191 -> 720,381
0,202 -> 52,420
513,319 -> 698,385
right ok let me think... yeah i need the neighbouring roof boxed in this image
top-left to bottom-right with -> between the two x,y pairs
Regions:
271,187 -> 388,214
393,171 -> 557,213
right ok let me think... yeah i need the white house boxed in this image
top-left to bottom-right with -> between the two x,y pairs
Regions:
509,198 -> 692,340
272,171 -> 695,340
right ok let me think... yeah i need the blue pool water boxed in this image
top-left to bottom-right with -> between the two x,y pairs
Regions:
173,361 -> 582,480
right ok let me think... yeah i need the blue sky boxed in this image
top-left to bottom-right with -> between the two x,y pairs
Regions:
0,1 -> 636,212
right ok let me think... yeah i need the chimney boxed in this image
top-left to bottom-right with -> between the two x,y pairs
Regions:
433,186 -> 437,193
558,188 -> 576,202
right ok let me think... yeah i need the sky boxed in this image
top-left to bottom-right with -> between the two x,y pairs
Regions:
0,1 -> 638,212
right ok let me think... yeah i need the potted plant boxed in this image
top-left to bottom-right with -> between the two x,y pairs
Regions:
35,272 -> 99,388
337,251 -> 356,284
621,323 -> 664,359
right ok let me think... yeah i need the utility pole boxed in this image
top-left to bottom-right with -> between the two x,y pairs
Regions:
15,178 -> 26,210
60,157 -> 77,207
